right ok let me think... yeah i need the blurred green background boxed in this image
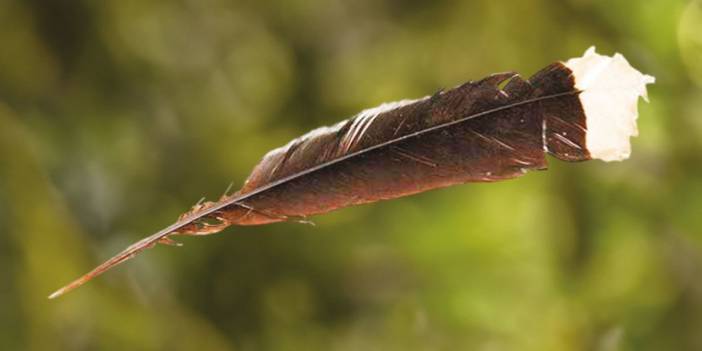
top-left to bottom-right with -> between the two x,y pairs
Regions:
1,0 -> 701,350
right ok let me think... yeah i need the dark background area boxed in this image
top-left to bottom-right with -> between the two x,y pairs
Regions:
1,0 -> 701,350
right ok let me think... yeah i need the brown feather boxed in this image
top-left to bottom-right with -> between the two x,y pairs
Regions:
49,62 -> 591,299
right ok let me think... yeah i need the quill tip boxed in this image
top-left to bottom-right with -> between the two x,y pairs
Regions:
47,282 -> 77,299
48,272 -> 95,299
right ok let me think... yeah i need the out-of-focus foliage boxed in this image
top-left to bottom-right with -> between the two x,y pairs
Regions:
1,0 -> 701,350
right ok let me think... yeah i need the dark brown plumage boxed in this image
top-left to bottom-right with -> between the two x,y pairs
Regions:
50,61 -> 593,298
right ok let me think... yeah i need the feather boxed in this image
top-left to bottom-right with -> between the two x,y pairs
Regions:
49,47 -> 654,299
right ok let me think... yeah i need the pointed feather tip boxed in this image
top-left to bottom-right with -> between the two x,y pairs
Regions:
48,266 -> 107,299
48,279 -> 84,299
48,289 -> 64,300
565,46 -> 655,162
